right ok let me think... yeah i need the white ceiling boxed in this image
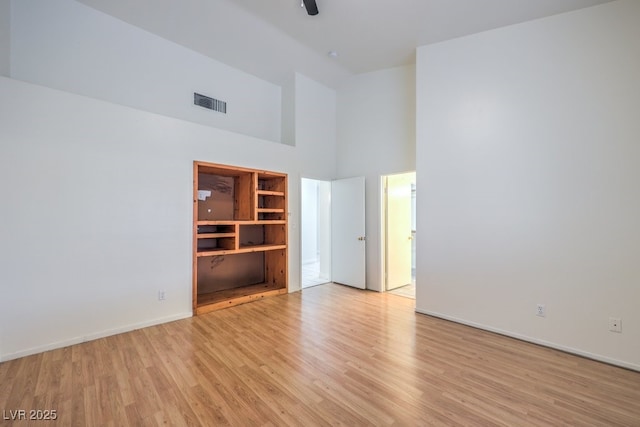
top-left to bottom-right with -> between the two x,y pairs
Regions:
77,0 -> 615,88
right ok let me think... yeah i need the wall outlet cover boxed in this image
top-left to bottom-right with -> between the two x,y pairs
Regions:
609,317 -> 622,333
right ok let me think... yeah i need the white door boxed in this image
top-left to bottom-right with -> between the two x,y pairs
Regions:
385,173 -> 414,290
331,176 -> 366,289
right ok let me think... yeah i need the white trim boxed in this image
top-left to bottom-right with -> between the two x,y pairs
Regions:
380,175 -> 388,292
415,308 -> 640,373
0,312 -> 193,362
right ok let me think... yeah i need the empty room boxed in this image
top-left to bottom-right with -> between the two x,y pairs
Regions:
1,0 -> 639,425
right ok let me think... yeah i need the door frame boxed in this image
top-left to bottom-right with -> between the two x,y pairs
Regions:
300,177 -> 332,289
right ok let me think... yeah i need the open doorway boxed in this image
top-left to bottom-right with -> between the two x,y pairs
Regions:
301,178 -> 331,288
382,172 -> 416,298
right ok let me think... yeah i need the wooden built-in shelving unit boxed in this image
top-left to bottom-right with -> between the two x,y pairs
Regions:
193,162 -> 288,314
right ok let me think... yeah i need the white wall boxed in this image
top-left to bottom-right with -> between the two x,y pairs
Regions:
291,73 -> 337,287
280,76 -> 295,147
294,73 -> 337,181
416,0 -> 640,370
0,76 -> 302,361
0,0 -> 9,76
1,0 -> 341,361
336,65 -> 416,291
10,0 -> 282,142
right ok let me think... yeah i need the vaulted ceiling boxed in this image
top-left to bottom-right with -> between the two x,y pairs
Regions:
77,0 -> 615,88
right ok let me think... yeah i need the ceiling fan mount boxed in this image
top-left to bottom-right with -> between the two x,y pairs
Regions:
302,0 -> 319,16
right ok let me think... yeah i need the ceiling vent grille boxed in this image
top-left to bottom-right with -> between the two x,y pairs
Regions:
194,92 -> 227,114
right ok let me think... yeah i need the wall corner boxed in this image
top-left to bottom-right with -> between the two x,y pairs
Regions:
0,0 -> 10,77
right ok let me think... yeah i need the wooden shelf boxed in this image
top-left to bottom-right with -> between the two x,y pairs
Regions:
257,190 -> 285,197
194,161 -> 288,314
257,208 -> 285,213
197,248 -> 235,256
195,282 -> 287,314
237,244 -> 287,252
197,244 -> 286,257
197,220 -> 237,226
245,220 -> 286,225
197,233 -> 235,239
197,220 -> 286,225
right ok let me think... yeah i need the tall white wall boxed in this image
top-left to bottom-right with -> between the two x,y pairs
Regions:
9,0 -> 282,142
294,73 -> 337,181
416,0 -> 640,370
0,0 -> 9,76
0,0 -> 342,360
291,73 -> 337,287
0,76 -> 301,361
280,76 -> 295,147
336,65 -> 416,291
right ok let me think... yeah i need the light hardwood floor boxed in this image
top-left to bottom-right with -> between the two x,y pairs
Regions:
1,283 -> 639,426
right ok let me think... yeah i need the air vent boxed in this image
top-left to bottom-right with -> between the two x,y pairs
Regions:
194,92 -> 227,114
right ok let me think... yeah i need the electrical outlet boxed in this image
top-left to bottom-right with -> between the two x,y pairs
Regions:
536,304 -> 546,317
158,290 -> 166,301
609,317 -> 622,333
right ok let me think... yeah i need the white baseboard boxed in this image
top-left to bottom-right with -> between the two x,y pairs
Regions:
1,312 -> 193,362
415,308 -> 640,373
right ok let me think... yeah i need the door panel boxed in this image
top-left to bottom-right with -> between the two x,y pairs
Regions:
331,177 -> 366,289
386,173 -> 413,290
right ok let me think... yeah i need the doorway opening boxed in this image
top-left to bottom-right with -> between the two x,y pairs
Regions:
382,171 -> 416,298
301,178 -> 331,288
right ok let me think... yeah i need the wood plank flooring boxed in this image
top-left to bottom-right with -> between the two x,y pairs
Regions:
1,283 -> 639,426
